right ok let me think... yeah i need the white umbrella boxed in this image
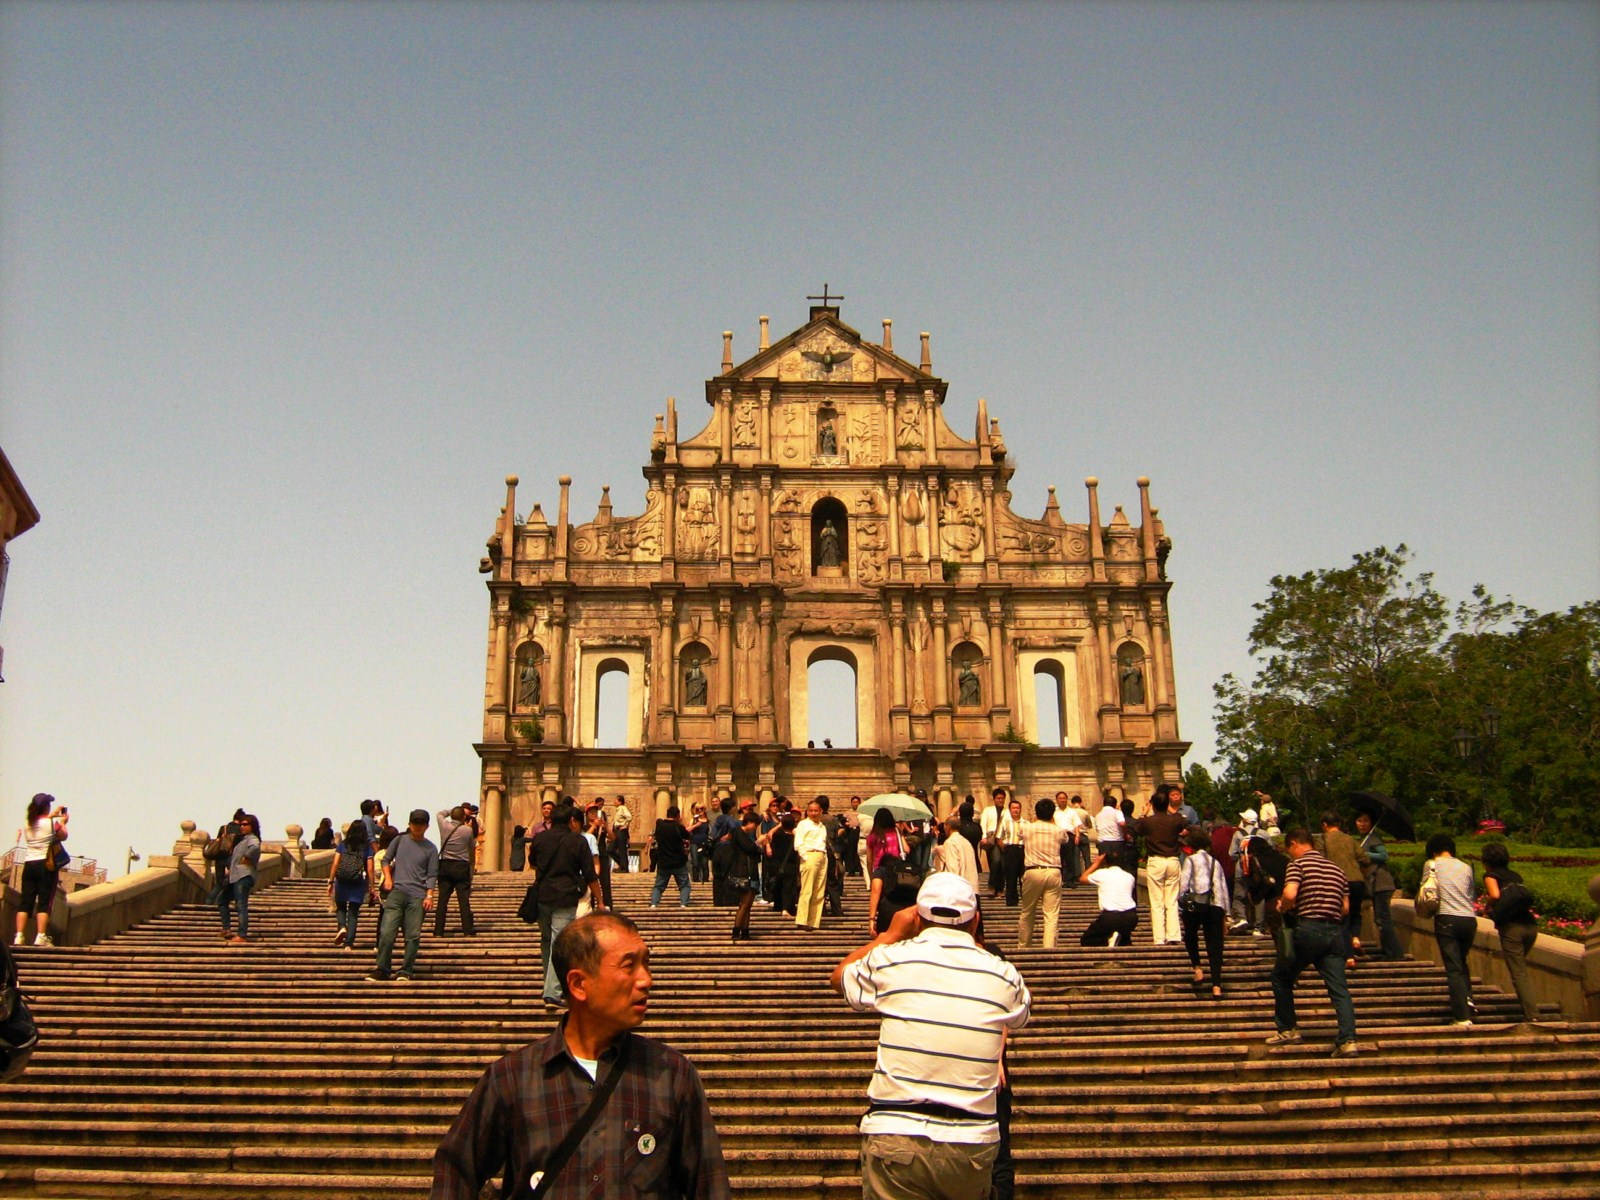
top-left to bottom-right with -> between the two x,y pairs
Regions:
858,793 -> 933,822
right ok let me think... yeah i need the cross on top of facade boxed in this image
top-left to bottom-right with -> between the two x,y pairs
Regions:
806,283 -> 843,309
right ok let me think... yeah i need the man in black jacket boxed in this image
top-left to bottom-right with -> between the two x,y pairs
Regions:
650,807 -> 693,908
527,804 -> 601,1009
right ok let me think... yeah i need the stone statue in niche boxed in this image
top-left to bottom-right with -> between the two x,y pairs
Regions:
1119,652 -> 1145,707
818,520 -> 841,567
957,662 -> 981,707
516,652 -> 541,709
684,658 -> 709,707
818,415 -> 838,456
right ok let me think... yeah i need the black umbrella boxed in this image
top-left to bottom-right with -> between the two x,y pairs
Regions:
1348,790 -> 1414,842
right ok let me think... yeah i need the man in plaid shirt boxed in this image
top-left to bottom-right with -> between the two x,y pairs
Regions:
431,913 -> 729,1199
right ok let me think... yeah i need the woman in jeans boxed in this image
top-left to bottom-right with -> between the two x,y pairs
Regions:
222,814 -> 262,945
12,793 -> 67,947
1178,829 -> 1230,998
1482,841 -> 1540,1022
1424,832 -> 1478,1025
328,820 -> 376,949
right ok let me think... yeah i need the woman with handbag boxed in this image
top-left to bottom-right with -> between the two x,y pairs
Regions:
12,793 -> 67,947
1481,842 -> 1541,1022
1423,833 -> 1478,1026
1178,829 -> 1230,997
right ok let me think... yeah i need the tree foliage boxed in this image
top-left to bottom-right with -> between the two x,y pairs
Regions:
1213,546 -> 1600,844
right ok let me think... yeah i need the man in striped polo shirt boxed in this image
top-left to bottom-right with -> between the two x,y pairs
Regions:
831,872 -> 1031,1200
1268,827 -> 1358,1057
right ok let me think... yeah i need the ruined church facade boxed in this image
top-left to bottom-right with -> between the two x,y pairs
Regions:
473,303 -> 1186,867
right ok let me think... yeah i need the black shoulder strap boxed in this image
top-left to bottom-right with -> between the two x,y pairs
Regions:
528,1037 -> 630,1200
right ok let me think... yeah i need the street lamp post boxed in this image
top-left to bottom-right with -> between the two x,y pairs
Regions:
1454,708 -> 1501,829
125,847 -> 142,875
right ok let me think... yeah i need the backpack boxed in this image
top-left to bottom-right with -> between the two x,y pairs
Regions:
1181,852 -> 1214,914
0,944 -> 39,1083
335,847 -> 367,885
1493,879 -> 1536,923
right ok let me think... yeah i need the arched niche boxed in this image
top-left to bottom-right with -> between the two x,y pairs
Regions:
679,640 -> 712,710
1116,641 -> 1148,709
951,640 -> 986,709
575,645 -> 648,748
513,641 -> 544,712
810,496 -> 848,575
1032,660 -> 1067,747
1015,647 -> 1080,746
805,646 -> 858,747
788,636 -> 878,749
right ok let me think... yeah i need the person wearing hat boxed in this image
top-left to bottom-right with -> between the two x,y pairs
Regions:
368,809 -> 439,983
830,872 -> 1030,1200
1228,809 -> 1259,931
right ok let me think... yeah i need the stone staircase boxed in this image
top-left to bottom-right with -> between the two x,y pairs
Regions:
5,871 -> 1599,1198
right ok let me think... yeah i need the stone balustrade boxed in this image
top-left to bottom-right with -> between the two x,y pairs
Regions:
1,821 -> 337,947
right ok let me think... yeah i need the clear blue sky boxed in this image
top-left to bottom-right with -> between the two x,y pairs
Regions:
3,1 -> 1596,873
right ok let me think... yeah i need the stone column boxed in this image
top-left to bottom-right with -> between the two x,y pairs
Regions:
716,594 -> 734,732
927,472 -> 943,571
758,597 -> 776,741
987,595 -> 1011,710
481,785 -> 504,871
717,469 -> 733,572
980,477 -> 998,577
489,607 -> 511,741
661,470 -> 678,577
885,475 -> 902,569
889,598 -> 907,710
931,595 -> 950,709
544,604 -> 568,744
757,475 -> 773,563
656,597 -> 676,742
759,386 -> 772,461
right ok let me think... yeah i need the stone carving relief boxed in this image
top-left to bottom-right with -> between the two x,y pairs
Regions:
796,333 -> 862,382
850,408 -> 882,464
571,491 -> 662,562
776,404 -> 805,462
895,397 -> 924,450
995,509 -> 1058,560
774,518 -> 803,580
940,481 -> 985,557
732,397 -> 758,447
676,486 -> 718,560
900,485 -> 926,561
734,490 -> 758,555
856,515 -> 887,585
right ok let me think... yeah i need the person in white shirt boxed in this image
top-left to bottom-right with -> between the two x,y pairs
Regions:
832,873 -> 1030,1200
978,792 -> 1003,892
995,797 -> 1024,906
1094,790 -> 1126,851
932,814 -> 979,889
793,799 -> 830,930
1079,845 -> 1140,946
1053,791 -> 1089,885
610,795 -> 633,872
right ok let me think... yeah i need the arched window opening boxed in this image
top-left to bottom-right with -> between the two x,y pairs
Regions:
1033,662 -> 1067,747
806,647 -> 857,748
810,496 -> 848,574
513,642 -> 544,712
679,641 -> 712,710
952,641 -> 985,708
1117,643 -> 1147,709
594,658 -> 631,748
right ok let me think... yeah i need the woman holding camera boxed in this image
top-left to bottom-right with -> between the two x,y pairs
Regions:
12,793 -> 67,947
220,814 -> 262,944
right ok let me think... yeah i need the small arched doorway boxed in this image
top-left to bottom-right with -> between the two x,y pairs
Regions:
806,646 -> 858,747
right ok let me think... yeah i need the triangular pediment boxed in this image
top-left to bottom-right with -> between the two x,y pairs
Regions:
724,311 -> 932,387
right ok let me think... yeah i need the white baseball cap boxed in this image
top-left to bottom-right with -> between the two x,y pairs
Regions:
916,872 -> 979,927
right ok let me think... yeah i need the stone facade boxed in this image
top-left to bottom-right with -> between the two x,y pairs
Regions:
0,445 -> 40,683
473,304 -> 1186,867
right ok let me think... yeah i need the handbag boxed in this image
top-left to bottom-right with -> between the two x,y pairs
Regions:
520,1039 -> 629,1200
518,884 -> 539,924
1415,865 -> 1440,919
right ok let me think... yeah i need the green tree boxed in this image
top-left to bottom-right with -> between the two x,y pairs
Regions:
1211,547 -> 1600,842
